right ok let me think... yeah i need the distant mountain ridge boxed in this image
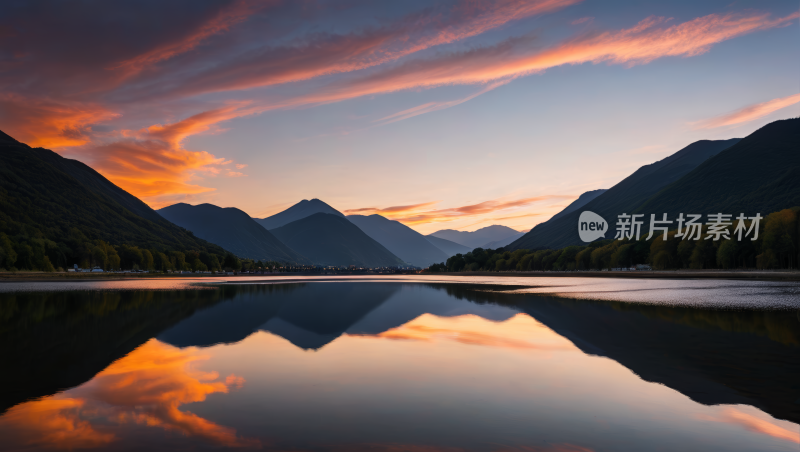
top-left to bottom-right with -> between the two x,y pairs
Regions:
257,199 -> 344,230
158,203 -> 309,263
429,225 -> 520,249
271,213 -> 406,267
509,137 -> 742,250
481,231 -> 526,249
425,236 -> 472,258
347,214 -> 448,268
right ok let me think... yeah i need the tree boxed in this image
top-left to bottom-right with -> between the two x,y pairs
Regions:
223,253 -> 241,271
0,232 -> 17,269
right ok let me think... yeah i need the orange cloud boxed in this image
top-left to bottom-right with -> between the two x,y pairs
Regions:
79,106 -> 252,207
169,0 -> 581,97
698,407 -> 800,444
0,94 -> 118,148
373,323 -> 571,351
352,313 -> 570,353
344,201 -> 441,216
691,93 -> 800,129
363,196 -> 571,226
261,11 -> 798,113
490,213 -> 544,221
0,397 -> 116,449
5,7 -> 792,207
0,339 -> 257,449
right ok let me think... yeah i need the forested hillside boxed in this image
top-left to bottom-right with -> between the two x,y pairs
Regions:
429,207 -> 799,271
0,131 -> 231,272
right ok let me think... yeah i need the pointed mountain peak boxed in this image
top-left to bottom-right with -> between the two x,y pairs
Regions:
256,198 -> 345,230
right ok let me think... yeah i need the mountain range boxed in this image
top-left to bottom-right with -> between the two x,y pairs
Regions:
271,213 -> 407,267
6,117 -> 796,269
347,214 -> 448,268
256,199 -> 344,230
429,225 -> 521,249
424,235 -> 472,257
633,118 -> 800,218
510,137 -> 744,250
157,203 -> 308,264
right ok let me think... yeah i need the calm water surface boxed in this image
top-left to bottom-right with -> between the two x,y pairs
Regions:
0,276 -> 798,451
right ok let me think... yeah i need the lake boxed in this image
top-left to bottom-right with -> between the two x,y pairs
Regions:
0,276 -> 798,451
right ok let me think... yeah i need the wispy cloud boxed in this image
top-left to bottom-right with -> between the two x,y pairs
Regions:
344,201 -> 440,216
110,0 -> 265,77
571,17 -> 593,25
697,407 -> 800,444
373,80 -> 512,125
691,92 -> 800,129
0,2 -> 794,205
347,196 -> 571,226
0,94 -> 119,148
160,0 -> 581,98
75,107 -> 249,207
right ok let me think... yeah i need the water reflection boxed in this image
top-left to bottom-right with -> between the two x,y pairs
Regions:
0,340 -> 257,449
0,282 -> 797,451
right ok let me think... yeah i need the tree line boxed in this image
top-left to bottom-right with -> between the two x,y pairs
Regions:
0,226 -> 294,273
427,207 -> 799,272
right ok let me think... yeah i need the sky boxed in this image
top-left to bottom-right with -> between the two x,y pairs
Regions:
0,0 -> 797,234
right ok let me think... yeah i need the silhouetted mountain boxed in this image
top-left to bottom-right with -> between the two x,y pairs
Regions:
159,283 -> 518,350
0,288 -> 230,415
425,235 -> 472,257
4,282 -> 797,426
347,214 -> 448,268
256,199 -> 344,230
549,189 -> 607,222
429,225 -> 520,249
0,131 -> 227,255
158,203 -> 309,263
436,285 -> 800,424
271,213 -> 406,267
634,118 -> 800,217
480,231 -> 526,249
159,283 -> 401,350
509,138 -> 741,250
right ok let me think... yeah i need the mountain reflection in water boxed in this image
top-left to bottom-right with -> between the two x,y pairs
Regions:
0,281 -> 797,451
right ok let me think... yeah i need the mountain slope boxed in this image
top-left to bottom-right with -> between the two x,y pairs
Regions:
429,225 -> 520,249
481,231 -> 526,249
347,214 -> 448,268
158,203 -> 309,263
271,213 -> 406,267
425,236 -> 472,257
634,118 -> 800,217
28,146 -> 165,223
509,138 -> 741,250
256,199 -> 344,230
549,189 -> 607,223
0,131 -> 226,256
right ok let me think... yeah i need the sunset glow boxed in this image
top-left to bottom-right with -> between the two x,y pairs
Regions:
0,0 -> 796,232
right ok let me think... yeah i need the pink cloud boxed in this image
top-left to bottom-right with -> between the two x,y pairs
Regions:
691,93 -> 800,129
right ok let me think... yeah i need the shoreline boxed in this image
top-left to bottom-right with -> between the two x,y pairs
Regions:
0,270 -> 799,282
430,270 -> 800,281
